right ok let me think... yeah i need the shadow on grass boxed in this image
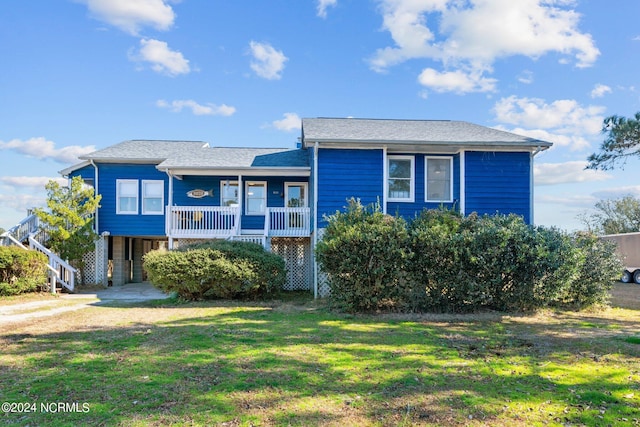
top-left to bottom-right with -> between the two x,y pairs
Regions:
1,300 -> 639,426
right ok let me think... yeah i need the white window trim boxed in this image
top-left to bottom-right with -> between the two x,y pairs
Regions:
220,180 -> 239,207
116,179 -> 138,215
142,180 -> 164,215
387,155 -> 415,202
425,156 -> 454,203
245,181 -> 267,215
284,182 -> 308,207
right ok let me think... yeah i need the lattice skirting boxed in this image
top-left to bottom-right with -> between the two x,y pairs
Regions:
270,237 -> 312,291
79,238 -> 107,286
315,228 -> 331,297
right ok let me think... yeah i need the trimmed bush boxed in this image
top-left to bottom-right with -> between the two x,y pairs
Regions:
554,232 -> 622,309
318,205 -> 619,313
143,240 -> 286,300
0,246 -> 49,295
315,199 -> 410,312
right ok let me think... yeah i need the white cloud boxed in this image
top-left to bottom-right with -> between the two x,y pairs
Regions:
80,0 -> 176,35
156,99 -> 236,116
0,137 -> 96,164
517,70 -> 534,84
492,96 -> 604,151
592,186 -> 640,200
534,161 -> 612,186
590,83 -> 612,98
1,176 -> 67,189
317,0 -> 337,18
272,113 -> 301,132
495,126 -> 591,152
249,41 -> 288,80
0,193 -> 46,216
131,38 -> 190,76
536,193 -> 598,208
417,68 -> 496,93
370,0 -> 599,93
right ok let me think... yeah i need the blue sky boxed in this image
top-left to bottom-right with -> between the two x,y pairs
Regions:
1,0 -> 639,231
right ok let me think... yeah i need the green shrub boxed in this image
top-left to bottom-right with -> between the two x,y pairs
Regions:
143,240 -> 285,300
409,211 -> 580,312
0,246 -> 49,295
554,232 -> 622,309
315,199 -> 410,312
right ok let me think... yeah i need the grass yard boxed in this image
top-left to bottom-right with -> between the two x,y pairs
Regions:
1,285 -> 639,426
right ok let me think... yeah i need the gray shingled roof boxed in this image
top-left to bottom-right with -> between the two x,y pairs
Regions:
157,147 -> 309,169
79,140 -> 209,162
301,118 -> 552,148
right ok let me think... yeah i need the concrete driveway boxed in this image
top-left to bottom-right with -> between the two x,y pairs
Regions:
0,282 -> 169,325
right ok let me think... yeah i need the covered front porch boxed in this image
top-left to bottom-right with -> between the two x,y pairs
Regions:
165,205 -> 311,239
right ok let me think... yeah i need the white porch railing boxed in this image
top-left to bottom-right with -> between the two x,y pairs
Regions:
29,236 -> 76,292
0,214 -> 40,246
266,207 -> 311,237
166,205 -> 239,238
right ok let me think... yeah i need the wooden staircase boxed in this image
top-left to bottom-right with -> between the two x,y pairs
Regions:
1,214 -> 76,293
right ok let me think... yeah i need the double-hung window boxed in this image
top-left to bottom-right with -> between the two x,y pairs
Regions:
245,181 -> 267,215
142,180 -> 164,214
387,155 -> 414,202
116,179 -> 138,214
220,181 -> 239,206
425,157 -> 453,202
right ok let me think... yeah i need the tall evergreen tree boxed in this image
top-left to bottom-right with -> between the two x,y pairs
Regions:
587,112 -> 640,170
34,176 -> 101,285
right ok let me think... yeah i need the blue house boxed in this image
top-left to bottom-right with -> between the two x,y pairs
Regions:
5,118 -> 551,296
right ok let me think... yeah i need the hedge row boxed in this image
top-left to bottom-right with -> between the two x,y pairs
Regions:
316,200 -> 622,313
0,246 -> 49,296
143,240 -> 286,300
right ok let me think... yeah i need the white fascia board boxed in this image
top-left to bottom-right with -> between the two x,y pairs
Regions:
157,167 -> 310,177
305,141 -> 551,153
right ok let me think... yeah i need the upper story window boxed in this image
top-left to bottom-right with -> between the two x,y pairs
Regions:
425,157 -> 453,202
387,155 -> 414,202
245,181 -> 267,215
116,179 -> 138,214
142,180 -> 164,215
220,180 -> 239,207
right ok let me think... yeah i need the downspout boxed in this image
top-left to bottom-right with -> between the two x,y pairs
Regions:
313,141 -> 319,299
165,170 -> 174,249
459,150 -> 465,216
237,174 -> 243,235
530,146 -> 543,225
90,160 -> 99,233
382,146 -> 388,214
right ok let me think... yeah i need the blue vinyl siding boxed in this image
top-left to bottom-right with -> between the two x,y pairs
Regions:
69,165 -> 95,182
465,151 -> 531,223
97,164 -> 169,236
317,148 -> 384,226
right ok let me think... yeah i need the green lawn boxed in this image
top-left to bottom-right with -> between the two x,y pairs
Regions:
1,286 -> 639,426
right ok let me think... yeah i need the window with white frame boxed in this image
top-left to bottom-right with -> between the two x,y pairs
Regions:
245,181 -> 267,214
142,180 -> 164,214
220,180 -> 239,206
116,179 -> 138,214
425,157 -> 453,202
387,155 -> 414,202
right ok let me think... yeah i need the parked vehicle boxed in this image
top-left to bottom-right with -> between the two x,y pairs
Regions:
600,232 -> 640,284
